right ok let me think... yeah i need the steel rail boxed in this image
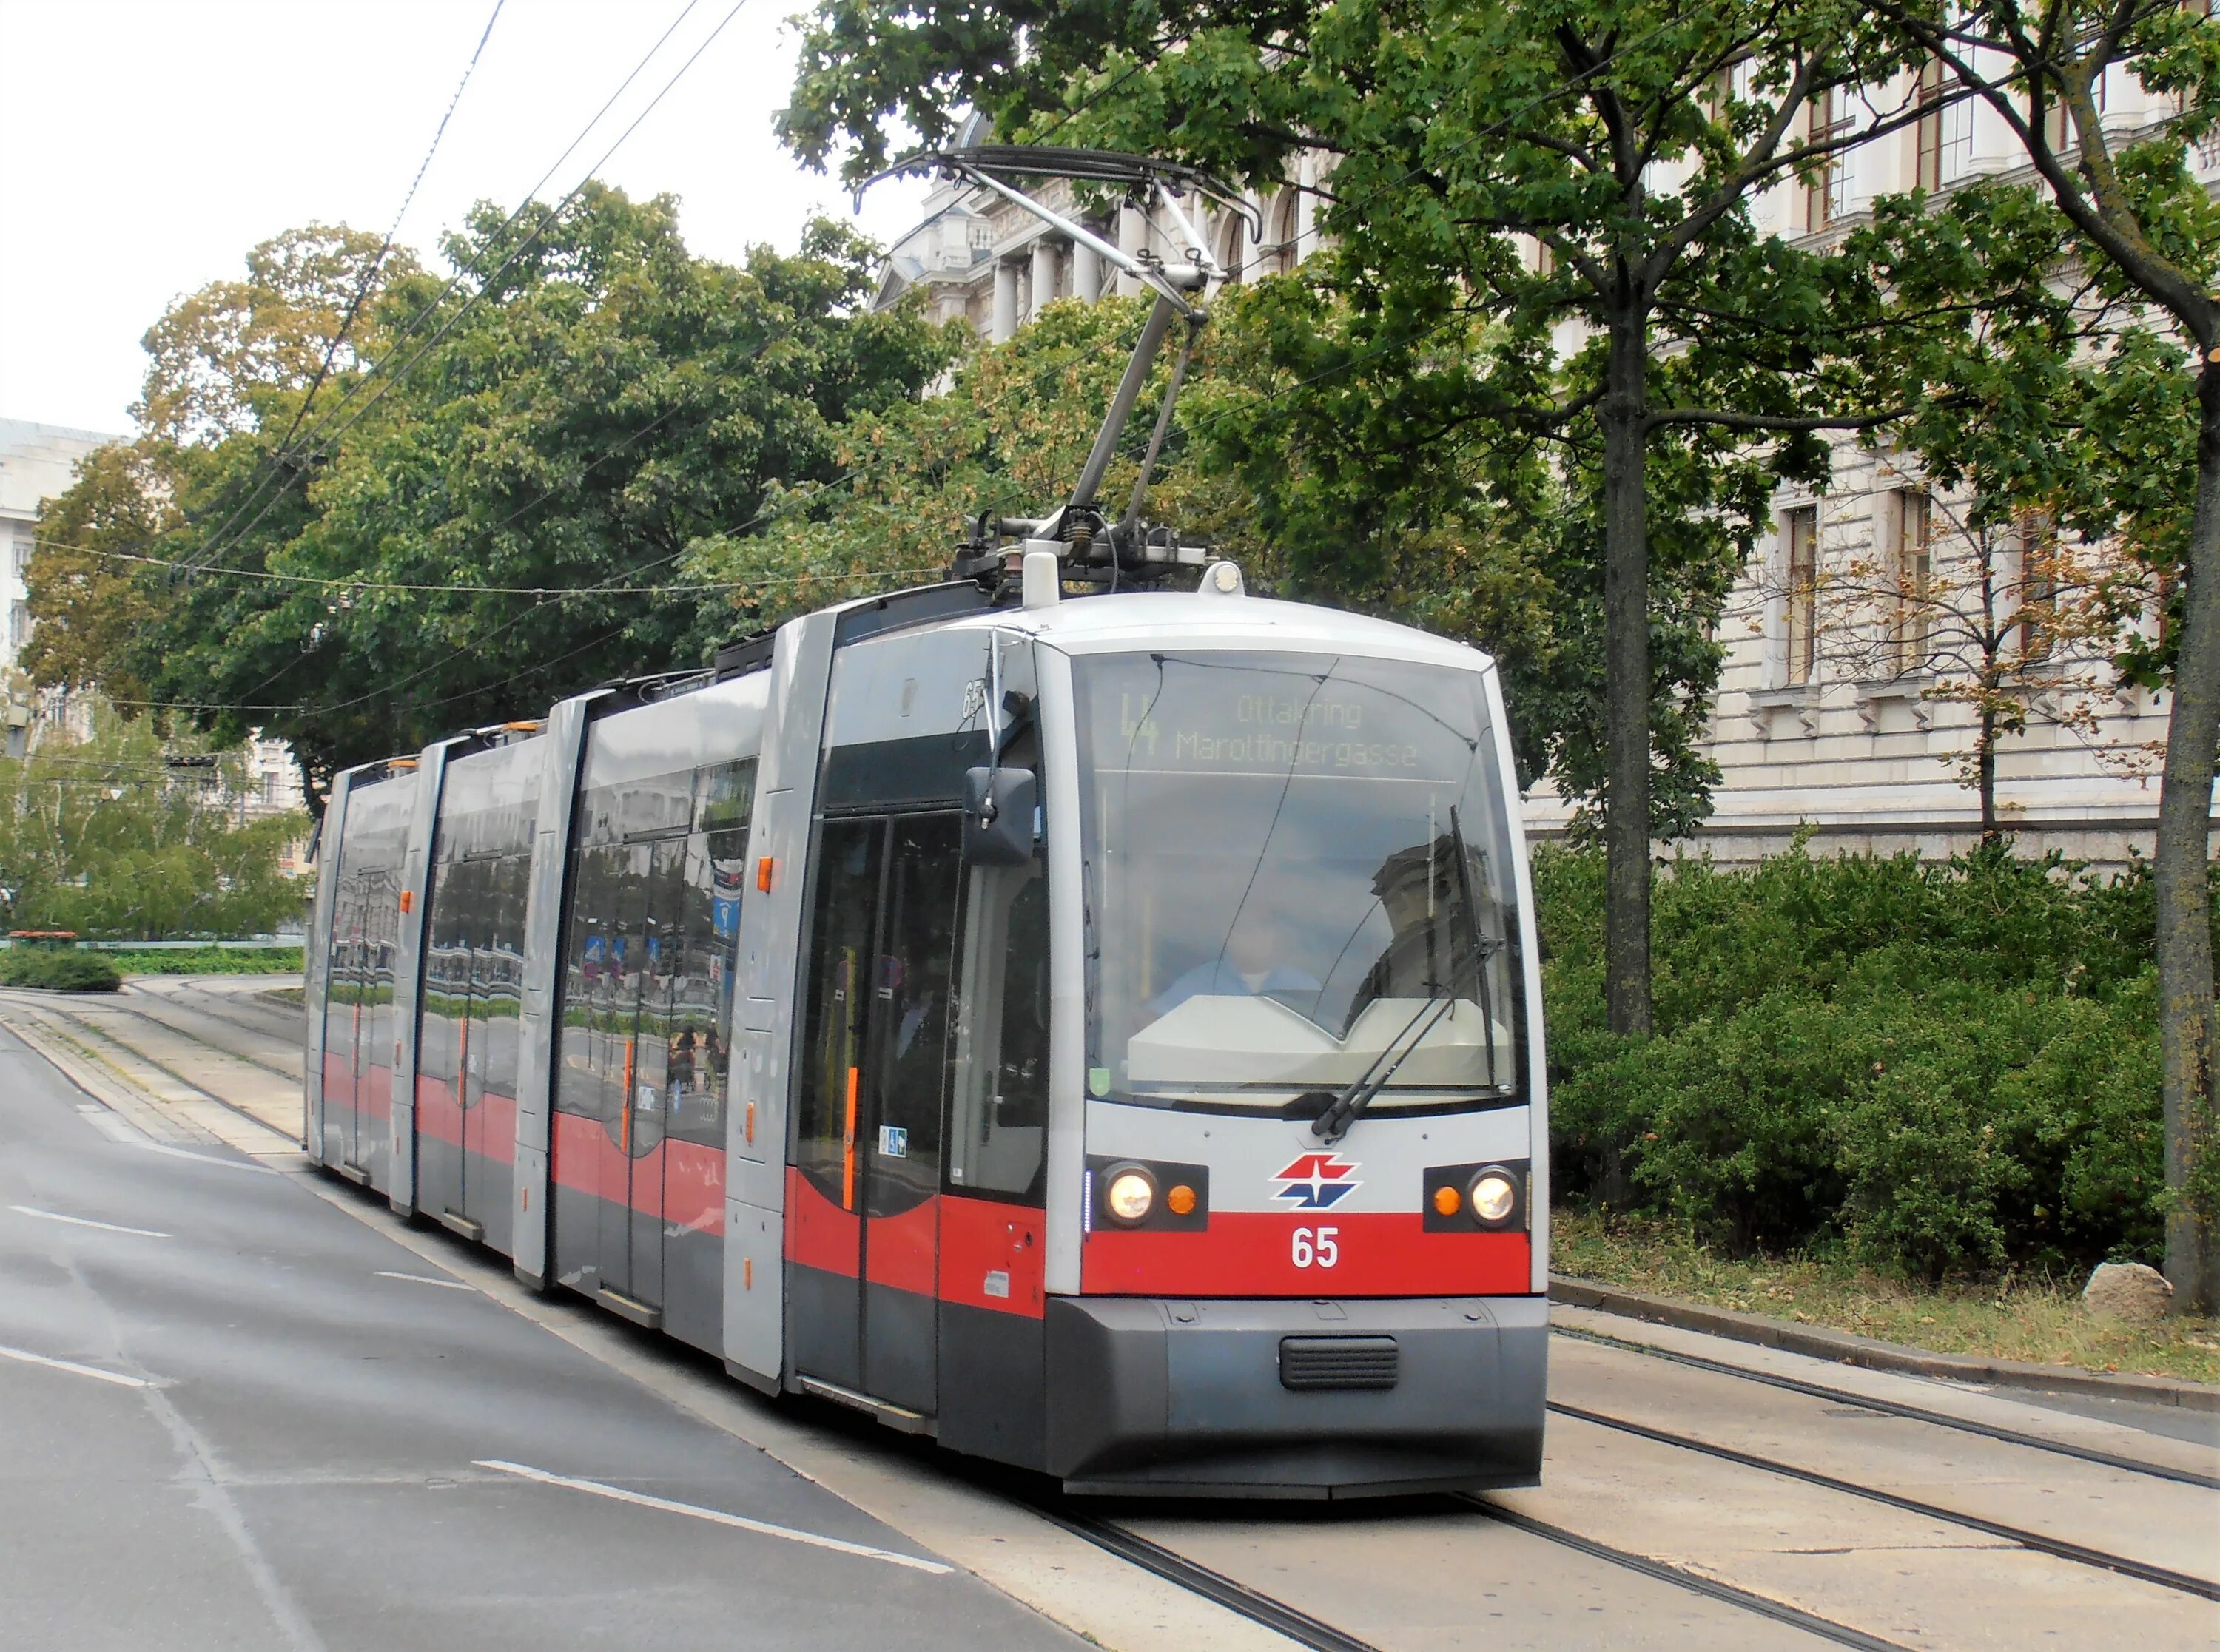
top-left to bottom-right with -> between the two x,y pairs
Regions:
1553,1323 -> 2220,1491
2,999 -> 300,1147
1462,1498 -> 1918,1652
1035,1510 -> 1385,1652
1550,1400 -> 2220,1602
83,996 -> 300,1085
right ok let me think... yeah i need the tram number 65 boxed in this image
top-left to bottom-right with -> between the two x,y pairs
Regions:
1291,1226 -> 1339,1269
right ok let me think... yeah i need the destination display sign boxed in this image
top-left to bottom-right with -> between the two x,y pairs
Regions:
1096,675 -> 1433,778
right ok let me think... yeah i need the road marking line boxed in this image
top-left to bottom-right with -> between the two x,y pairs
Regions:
78,1105 -> 148,1145
134,1140 -> 282,1176
8,1204 -> 171,1238
472,1459 -> 955,1574
0,1341 -> 152,1389
374,1270 -> 477,1292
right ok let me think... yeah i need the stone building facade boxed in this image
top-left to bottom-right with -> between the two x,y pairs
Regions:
873,77 -> 2212,869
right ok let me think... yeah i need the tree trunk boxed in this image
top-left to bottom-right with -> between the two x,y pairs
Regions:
1601,314 -> 1653,1038
1978,701 -> 1998,848
2157,371 -> 2220,1313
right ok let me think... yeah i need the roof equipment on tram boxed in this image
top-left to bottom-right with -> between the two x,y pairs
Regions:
857,145 -> 1264,597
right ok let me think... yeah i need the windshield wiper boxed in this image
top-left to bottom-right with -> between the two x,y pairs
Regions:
1311,807 -> 1501,1144
1311,976 -> 1463,1144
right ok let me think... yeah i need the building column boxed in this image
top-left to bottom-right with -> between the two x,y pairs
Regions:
991,258 -> 1020,342
1072,238 -> 1103,303
1030,237 -> 1062,319
1117,204 -> 1147,297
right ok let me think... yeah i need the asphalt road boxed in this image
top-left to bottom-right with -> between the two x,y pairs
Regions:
0,1017 -> 1079,1652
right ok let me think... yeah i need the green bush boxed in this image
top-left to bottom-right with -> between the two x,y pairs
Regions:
100,946 -> 304,976
1538,844 -> 2169,1282
0,948 -> 124,993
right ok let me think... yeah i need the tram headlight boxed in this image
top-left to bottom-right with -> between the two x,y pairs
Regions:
1104,1166 -> 1157,1225
1470,1168 -> 1518,1226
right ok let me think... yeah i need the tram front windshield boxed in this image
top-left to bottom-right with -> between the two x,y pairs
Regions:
1075,649 -> 1524,1113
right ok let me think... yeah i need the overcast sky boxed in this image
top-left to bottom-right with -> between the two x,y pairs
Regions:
0,0 -> 930,435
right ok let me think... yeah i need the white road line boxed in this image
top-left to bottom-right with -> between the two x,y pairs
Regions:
374,1270 -> 477,1292
0,1341 -> 152,1389
8,1204 -> 171,1238
134,1141 -> 282,1176
472,1459 -> 955,1575
78,1106 -> 147,1145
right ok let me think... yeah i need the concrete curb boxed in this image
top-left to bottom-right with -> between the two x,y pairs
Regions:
1550,1274 -> 2220,1414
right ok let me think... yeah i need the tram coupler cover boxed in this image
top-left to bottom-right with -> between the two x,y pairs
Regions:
1045,1294 -> 1547,1498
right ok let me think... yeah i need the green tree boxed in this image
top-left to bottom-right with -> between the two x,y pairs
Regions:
781,0 -> 1939,1036
1860,0 -> 2220,1308
30,190 -> 958,798
24,443 -> 167,701
1834,182 -> 2156,843
0,698 -> 306,940
132,223 -> 405,448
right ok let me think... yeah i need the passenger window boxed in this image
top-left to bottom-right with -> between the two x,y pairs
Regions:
946,859 -> 1049,1202
796,819 -> 881,1208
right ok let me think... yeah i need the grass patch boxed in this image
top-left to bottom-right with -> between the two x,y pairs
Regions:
1553,1207 -> 2220,1387
103,946 -> 303,976
260,986 -> 304,1008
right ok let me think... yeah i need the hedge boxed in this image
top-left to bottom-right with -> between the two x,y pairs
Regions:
1538,844 -> 2178,1282
0,948 -> 124,993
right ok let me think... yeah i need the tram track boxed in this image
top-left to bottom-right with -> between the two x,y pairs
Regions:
148,975 -> 308,1042
0,997 -> 300,1147
1553,1321 -> 2219,1489
1546,1398 -> 2220,1600
1459,1498 -> 1918,1652
78,994 -> 301,1085
1043,1513 -> 1387,1652
1054,1495 -> 1925,1652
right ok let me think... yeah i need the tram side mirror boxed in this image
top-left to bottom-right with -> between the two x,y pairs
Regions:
963,766 -> 1037,866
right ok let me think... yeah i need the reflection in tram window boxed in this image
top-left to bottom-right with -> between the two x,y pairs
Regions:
1074,650 -> 1524,1113
796,820 -> 879,1210
554,758 -> 754,1147
947,860 -> 1049,1201
871,815 -> 963,1213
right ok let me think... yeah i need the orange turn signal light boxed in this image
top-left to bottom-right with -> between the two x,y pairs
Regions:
1433,1184 -> 1462,1217
399,889 -> 414,914
1166,1184 -> 1197,1217
756,856 -> 776,892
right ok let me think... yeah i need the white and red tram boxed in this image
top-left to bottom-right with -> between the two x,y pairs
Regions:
305,564 -> 1549,1497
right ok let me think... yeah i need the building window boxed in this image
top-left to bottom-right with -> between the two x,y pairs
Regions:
2018,510 -> 2057,662
1268,190 -> 1300,274
1806,87 -> 1852,230
1892,489 -> 1933,673
1914,59 -> 1945,192
1785,505 -> 1819,686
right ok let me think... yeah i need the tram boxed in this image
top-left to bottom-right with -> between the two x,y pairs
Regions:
303,149 -> 1547,1498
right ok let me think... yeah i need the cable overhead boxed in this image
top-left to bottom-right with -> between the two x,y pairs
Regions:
183,0 -> 511,566
174,0 -> 727,579
94,314 -> 1145,722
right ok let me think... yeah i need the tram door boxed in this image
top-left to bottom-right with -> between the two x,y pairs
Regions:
793,813 -> 962,1415
595,837 -> 685,1318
